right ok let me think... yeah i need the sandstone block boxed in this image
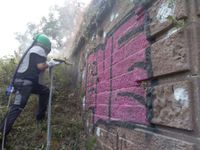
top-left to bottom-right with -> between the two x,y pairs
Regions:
151,29 -> 190,77
149,0 -> 188,36
151,81 -> 193,130
118,128 -> 195,150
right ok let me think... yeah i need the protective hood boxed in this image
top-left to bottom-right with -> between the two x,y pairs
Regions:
17,45 -> 47,73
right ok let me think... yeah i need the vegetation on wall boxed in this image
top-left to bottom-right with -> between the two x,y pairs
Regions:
0,57 -> 87,149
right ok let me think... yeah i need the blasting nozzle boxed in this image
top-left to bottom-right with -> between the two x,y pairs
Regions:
53,58 -> 73,65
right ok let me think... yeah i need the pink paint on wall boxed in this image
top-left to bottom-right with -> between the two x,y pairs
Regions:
112,70 -> 147,90
97,50 -> 104,63
98,69 -> 110,83
111,87 -> 148,124
111,105 -> 147,124
98,71 -> 105,83
87,53 -> 96,63
94,115 -> 109,123
85,8 -> 150,125
96,105 -> 109,117
98,62 -> 104,74
104,58 -> 111,70
103,69 -> 111,81
111,87 -> 146,102
113,14 -> 145,50
112,49 -> 146,78
97,81 -> 110,93
97,92 -> 110,105
125,33 -> 149,57
105,38 -> 112,57
112,46 -> 125,65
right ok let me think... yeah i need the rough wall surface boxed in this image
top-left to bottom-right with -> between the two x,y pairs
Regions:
77,0 -> 200,149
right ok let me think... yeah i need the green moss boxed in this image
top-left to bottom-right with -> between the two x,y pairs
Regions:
85,136 -> 97,150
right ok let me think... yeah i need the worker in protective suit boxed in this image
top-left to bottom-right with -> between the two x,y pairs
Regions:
0,34 -> 58,147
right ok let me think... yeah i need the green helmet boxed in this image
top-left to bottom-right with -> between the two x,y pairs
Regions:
34,34 -> 51,52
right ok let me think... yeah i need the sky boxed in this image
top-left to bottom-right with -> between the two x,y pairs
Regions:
0,0 -> 91,57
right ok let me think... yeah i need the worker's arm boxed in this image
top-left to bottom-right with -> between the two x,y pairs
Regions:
37,63 -> 49,71
29,53 -> 49,71
37,59 -> 61,70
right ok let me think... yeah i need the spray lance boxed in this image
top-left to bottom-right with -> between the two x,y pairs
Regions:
46,58 -> 73,150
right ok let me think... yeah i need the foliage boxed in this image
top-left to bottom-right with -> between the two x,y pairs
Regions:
0,52 -> 85,150
15,0 -> 84,55
0,56 -> 17,106
167,15 -> 186,29
0,57 -> 17,85
0,65 -> 86,149
85,136 -> 97,150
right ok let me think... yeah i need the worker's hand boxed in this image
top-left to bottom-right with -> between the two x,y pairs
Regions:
47,59 -> 60,68
5,85 -> 14,96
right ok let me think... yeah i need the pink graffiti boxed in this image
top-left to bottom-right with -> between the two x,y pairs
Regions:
85,8 -> 150,125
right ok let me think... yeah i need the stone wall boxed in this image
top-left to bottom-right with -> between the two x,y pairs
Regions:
76,0 -> 200,149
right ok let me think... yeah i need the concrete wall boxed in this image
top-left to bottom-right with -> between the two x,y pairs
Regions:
78,0 -> 200,149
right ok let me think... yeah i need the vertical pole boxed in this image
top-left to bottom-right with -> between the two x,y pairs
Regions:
46,68 -> 53,150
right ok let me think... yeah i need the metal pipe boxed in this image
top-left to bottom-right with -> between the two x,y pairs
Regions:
46,68 -> 53,150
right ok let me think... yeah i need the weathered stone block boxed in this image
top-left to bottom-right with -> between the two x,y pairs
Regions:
86,95 -> 95,108
151,81 -> 193,130
149,0 -> 188,36
85,110 -> 94,134
196,0 -> 200,16
151,29 -> 190,77
117,128 -> 195,150
87,76 -> 98,87
96,140 -> 113,150
175,0 -> 187,20
95,127 -> 118,150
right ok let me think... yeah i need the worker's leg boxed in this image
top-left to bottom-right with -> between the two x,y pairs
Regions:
0,85 -> 32,136
32,84 -> 49,121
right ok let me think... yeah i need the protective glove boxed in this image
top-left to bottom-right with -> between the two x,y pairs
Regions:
47,59 -> 60,68
5,85 -> 14,96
